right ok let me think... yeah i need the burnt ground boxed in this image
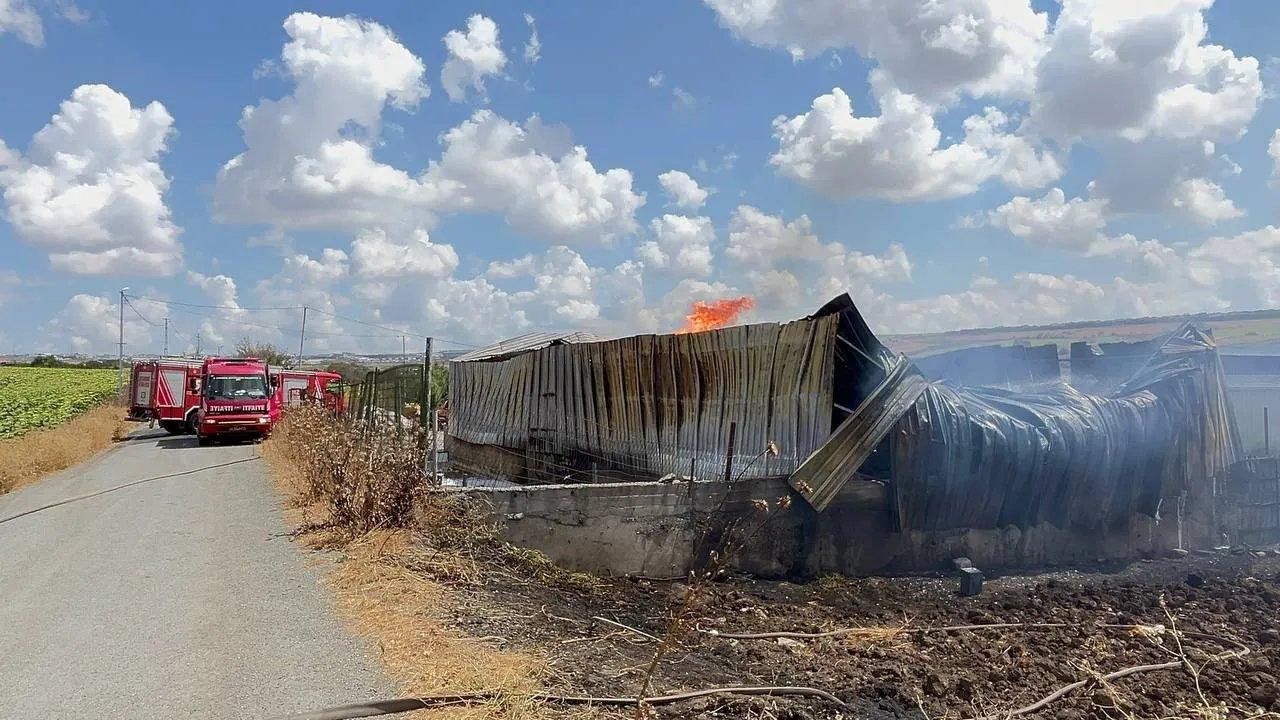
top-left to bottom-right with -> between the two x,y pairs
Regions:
438,548 -> 1280,719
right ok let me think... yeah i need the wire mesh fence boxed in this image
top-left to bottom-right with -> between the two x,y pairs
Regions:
342,357 -> 445,477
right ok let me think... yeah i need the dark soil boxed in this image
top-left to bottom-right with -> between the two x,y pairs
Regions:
441,548 -> 1280,719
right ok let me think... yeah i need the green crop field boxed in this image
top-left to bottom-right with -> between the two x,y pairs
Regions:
0,366 -> 118,439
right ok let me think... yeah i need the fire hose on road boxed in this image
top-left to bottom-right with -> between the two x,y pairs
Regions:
0,456 -> 261,527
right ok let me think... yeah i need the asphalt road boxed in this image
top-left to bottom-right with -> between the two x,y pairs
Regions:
0,428 -> 393,719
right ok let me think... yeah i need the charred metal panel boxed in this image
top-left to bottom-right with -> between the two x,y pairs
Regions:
789,356 -> 927,511
448,310 -> 845,482
793,323 -> 1241,534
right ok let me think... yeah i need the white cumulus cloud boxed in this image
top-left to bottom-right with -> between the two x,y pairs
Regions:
703,0 -> 1049,101
424,111 -> 644,243
1170,177 -> 1243,224
771,86 -> 1060,201
1031,0 -> 1261,143
214,12 -> 431,230
987,188 -> 1109,252
657,170 -> 709,210
215,13 -> 641,247
45,293 -> 152,354
441,14 -> 507,102
0,84 -> 182,275
351,227 -> 459,279
638,214 -> 715,276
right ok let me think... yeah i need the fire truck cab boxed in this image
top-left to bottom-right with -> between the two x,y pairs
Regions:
195,357 -> 274,446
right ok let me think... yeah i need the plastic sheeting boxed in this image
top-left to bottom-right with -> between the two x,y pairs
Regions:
792,322 -> 1241,532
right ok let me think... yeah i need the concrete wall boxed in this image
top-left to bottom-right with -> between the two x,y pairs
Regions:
458,477 -> 1183,578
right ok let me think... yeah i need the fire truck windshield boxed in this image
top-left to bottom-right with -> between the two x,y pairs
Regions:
206,375 -> 269,400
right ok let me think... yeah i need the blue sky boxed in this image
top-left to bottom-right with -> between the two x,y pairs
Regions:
2,0 -> 1280,356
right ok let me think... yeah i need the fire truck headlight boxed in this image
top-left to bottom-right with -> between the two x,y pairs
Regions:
258,417 -> 269,424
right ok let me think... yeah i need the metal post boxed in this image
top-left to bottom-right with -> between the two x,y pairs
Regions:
297,306 -> 308,364
419,344 -> 429,471
116,287 -> 127,397
1266,407 -> 1270,457
163,317 -> 169,357
426,337 -> 437,482
723,421 -> 738,483
368,368 -> 379,431
392,367 -> 402,441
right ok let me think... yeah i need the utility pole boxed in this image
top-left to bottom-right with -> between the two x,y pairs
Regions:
195,332 -> 201,357
162,317 -> 169,357
426,337 -> 438,482
297,306 -> 308,364
401,335 -> 407,360
116,287 -> 129,397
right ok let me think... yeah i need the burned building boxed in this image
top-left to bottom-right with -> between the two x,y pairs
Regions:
446,300 -> 867,483
446,295 -> 1245,574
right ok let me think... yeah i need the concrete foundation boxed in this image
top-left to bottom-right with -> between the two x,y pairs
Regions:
454,477 -> 1185,578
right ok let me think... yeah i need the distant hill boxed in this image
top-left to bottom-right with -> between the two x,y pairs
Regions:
882,307 -> 1280,357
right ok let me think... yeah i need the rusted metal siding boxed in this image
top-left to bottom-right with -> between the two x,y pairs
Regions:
448,314 -> 839,481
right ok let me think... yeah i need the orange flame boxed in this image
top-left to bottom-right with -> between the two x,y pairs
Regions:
676,296 -> 756,334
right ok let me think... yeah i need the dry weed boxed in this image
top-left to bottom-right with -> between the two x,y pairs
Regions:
262,408 -> 614,720
270,405 -> 422,533
324,531 -> 550,720
0,402 -> 130,495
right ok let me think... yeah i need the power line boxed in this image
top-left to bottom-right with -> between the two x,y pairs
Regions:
296,306 -> 478,348
123,297 -> 162,327
127,293 -> 477,348
127,294 -> 300,312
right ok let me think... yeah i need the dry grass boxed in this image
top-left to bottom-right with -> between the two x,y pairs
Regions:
269,405 -> 422,533
0,402 -> 130,495
326,533 -> 553,720
263,409 -> 568,720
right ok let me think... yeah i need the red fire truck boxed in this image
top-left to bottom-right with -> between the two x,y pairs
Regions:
195,357 -> 274,446
127,358 -> 204,434
270,369 -> 345,414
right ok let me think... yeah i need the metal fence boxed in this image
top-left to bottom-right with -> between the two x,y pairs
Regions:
347,363 -> 430,431
342,355 -> 444,478
1225,458 -> 1280,545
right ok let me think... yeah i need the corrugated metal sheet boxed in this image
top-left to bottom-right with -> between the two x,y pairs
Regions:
789,356 -> 926,511
449,313 -> 840,481
452,330 -> 603,363
791,323 -> 1242,532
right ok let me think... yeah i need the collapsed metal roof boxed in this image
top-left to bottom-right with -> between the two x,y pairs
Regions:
451,330 -> 604,363
789,320 -> 1241,532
